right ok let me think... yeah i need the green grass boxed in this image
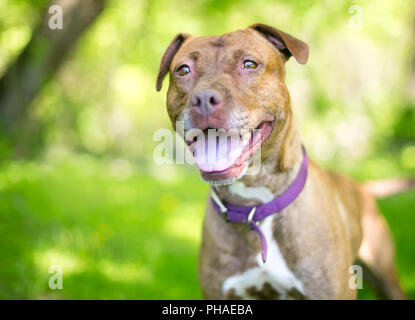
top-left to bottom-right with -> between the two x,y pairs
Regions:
0,156 -> 208,299
0,155 -> 414,299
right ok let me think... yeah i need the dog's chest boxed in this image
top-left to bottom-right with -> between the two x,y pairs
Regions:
222,215 -> 305,299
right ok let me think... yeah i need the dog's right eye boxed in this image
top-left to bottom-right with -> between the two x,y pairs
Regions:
242,60 -> 258,69
177,65 -> 191,76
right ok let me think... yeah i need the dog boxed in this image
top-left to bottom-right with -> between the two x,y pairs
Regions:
156,23 -> 414,299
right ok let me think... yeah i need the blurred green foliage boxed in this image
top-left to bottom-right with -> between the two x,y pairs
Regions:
0,0 -> 414,299
0,156 -> 207,298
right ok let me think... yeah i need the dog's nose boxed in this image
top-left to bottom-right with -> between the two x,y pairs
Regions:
191,90 -> 223,115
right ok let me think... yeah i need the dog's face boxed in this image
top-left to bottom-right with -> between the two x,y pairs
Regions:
157,24 -> 308,184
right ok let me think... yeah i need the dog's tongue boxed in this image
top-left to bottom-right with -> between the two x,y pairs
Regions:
193,131 -> 244,172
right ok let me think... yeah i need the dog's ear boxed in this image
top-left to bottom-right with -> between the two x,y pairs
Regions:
249,24 -> 309,64
156,33 -> 191,91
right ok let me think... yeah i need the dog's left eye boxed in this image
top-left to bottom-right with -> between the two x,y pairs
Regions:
177,64 -> 191,76
242,60 -> 258,69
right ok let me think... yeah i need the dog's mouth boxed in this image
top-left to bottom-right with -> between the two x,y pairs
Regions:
186,119 -> 275,184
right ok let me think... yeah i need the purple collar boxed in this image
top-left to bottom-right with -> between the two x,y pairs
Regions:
210,146 -> 308,263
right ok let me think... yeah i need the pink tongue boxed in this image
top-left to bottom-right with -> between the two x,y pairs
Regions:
193,131 -> 244,172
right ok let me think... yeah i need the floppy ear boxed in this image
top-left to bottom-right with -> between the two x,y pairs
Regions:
156,33 -> 191,91
249,23 -> 309,64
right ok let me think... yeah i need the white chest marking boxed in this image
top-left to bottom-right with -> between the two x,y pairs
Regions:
229,182 -> 274,203
223,182 -> 305,299
222,215 -> 304,299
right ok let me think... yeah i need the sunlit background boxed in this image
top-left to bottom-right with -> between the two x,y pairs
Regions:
0,0 -> 414,299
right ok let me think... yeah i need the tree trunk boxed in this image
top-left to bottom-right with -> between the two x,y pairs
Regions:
0,0 -> 106,134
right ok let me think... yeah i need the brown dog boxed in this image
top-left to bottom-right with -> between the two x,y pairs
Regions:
156,24 -> 413,299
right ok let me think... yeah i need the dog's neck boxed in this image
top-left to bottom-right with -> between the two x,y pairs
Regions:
214,113 -> 303,206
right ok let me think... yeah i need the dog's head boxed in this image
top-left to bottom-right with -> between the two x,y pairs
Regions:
156,24 -> 309,184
